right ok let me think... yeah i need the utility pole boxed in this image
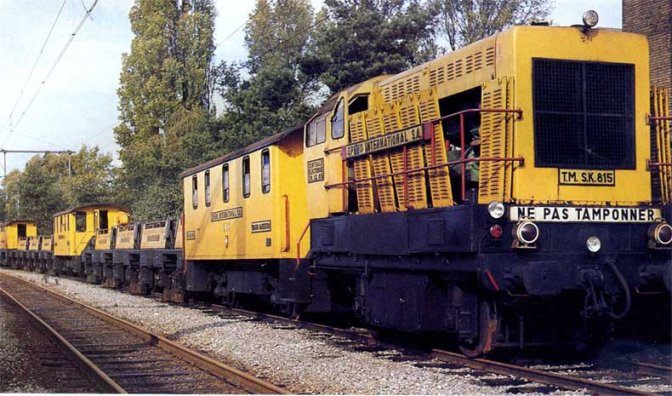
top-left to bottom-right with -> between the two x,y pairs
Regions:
1,149 -> 75,179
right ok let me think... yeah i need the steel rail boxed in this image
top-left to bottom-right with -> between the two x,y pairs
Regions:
1,273 -> 288,394
635,361 -> 672,380
431,349 -> 656,396
0,285 -> 125,393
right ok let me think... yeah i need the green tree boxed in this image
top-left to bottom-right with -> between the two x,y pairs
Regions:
213,0 -> 316,151
432,0 -> 553,51
114,0 -> 217,221
1,147 -> 115,233
302,0 -> 439,94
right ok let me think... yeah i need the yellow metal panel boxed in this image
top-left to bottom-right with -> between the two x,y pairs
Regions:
396,95 -> 427,209
41,236 -> 53,252
495,26 -> 653,205
95,229 -> 113,250
365,108 -> 396,212
115,225 -> 137,250
174,218 -> 184,250
349,112 -> 375,213
417,88 -> 453,207
28,237 -> 39,251
478,78 -> 514,203
140,221 -> 169,249
18,238 -> 28,251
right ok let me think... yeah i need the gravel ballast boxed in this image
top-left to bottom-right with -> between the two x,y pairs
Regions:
1,269 -> 579,394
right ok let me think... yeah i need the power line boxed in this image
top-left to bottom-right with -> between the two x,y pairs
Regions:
216,0 -> 274,47
0,0 -> 68,137
0,0 -> 100,150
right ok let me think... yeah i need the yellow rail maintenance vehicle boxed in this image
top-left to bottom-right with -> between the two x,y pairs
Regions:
178,124 -> 312,309
175,12 -> 671,354
0,220 -> 37,269
50,204 -> 130,276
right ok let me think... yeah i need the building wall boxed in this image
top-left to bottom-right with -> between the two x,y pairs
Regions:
623,0 -> 672,89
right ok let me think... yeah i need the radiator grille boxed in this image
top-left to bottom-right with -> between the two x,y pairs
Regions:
533,59 -> 635,169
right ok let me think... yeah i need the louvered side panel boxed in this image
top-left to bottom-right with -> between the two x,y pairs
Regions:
349,113 -> 375,213
398,95 -> 427,209
418,88 -> 453,207
366,108 -> 396,212
653,87 -> 672,203
478,81 -> 507,203
382,103 -> 406,211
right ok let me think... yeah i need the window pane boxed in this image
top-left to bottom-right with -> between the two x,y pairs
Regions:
223,164 -> 230,202
192,175 -> 198,208
332,98 -> 345,139
205,171 -> 211,206
262,150 -> 270,193
75,212 -> 87,233
243,157 -> 250,198
316,114 -> 326,144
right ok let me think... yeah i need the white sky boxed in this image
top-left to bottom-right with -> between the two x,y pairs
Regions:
0,0 -> 622,175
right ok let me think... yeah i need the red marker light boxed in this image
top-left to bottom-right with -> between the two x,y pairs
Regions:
489,224 -> 503,238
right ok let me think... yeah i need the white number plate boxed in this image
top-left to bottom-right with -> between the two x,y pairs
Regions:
510,206 -> 662,223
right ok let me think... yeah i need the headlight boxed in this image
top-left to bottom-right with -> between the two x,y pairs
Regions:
582,10 -> 599,27
488,201 -> 505,219
650,222 -> 672,246
586,236 -> 601,253
514,220 -> 539,245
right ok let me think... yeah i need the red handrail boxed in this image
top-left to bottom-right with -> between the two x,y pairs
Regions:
296,221 -> 311,269
327,107 -> 524,202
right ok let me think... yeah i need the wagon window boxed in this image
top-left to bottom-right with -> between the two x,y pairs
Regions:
223,163 -> 230,203
192,175 -> 198,209
205,170 -> 211,207
331,98 -> 345,139
261,150 -> 270,194
17,224 -> 26,238
306,112 -> 328,147
243,156 -> 251,198
75,211 -> 87,232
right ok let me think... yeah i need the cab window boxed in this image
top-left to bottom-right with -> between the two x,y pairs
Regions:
261,150 -> 270,194
192,175 -> 198,209
75,211 -> 87,232
222,163 -> 230,203
306,113 -> 327,147
205,170 -> 211,207
243,156 -> 251,198
331,98 -> 345,139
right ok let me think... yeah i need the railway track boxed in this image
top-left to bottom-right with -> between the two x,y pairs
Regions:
430,349 -> 664,396
0,274 -> 286,394
3,269 -> 670,395
202,301 -> 670,395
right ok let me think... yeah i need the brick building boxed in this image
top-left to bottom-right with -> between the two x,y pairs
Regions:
623,0 -> 672,89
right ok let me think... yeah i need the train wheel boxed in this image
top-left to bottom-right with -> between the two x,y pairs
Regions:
459,300 -> 499,358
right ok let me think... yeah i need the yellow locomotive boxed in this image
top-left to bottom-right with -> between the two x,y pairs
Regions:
178,14 -> 671,355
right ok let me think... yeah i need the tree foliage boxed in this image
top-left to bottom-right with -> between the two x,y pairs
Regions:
432,0 -> 552,51
1,146 -> 115,233
114,0 -> 217,220
213,0 -> 316,151
302,0 -> 439,94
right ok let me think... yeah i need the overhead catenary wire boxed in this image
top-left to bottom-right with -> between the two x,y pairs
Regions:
0,0 -> 68,138
216,0 -> 274,47
0,0 -> 100,150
